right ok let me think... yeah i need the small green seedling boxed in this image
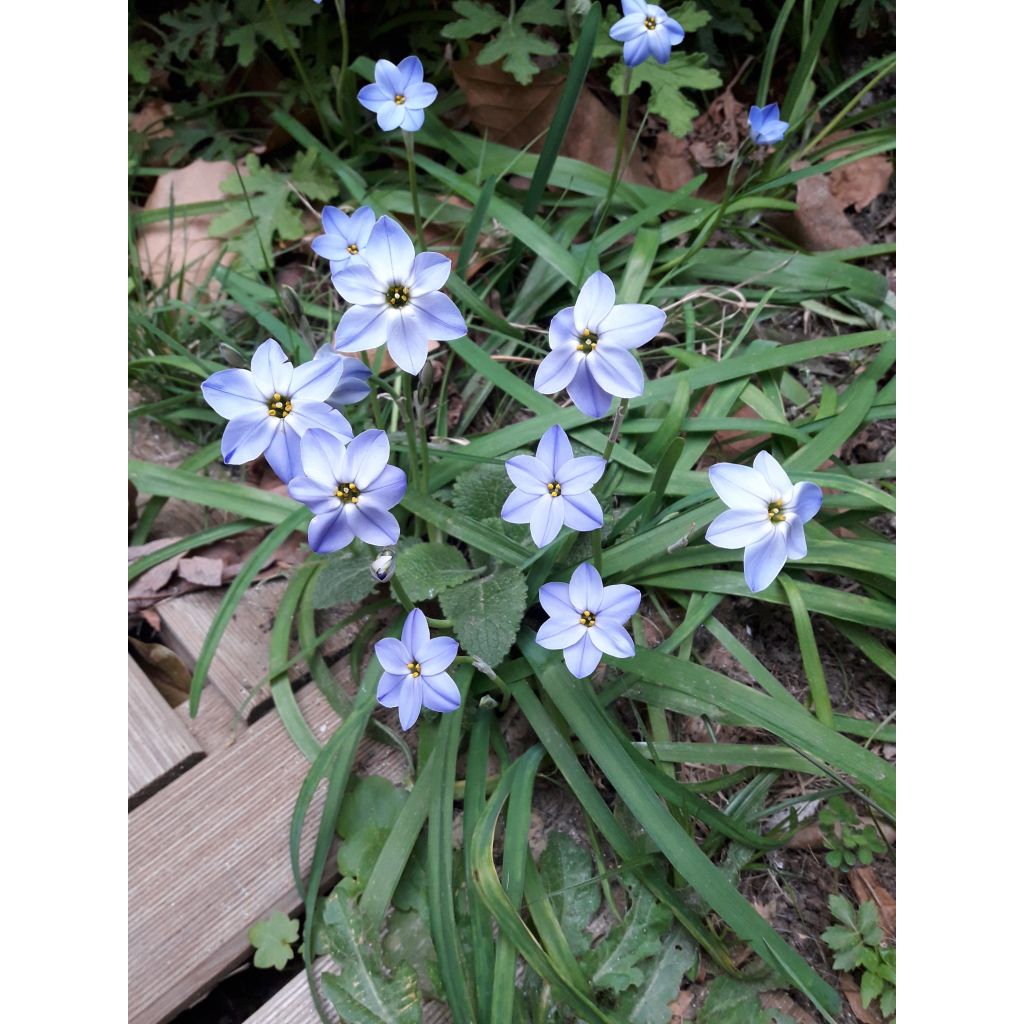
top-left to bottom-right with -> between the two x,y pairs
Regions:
820,796 -> 887,870
249,910 -> 300,970
822,894 -> 895,1020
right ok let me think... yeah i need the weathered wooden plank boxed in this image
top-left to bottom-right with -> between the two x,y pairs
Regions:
158,580 -> 293,722
128,685 -> 342,1024
128,655 -> 204,809
173,680 -> 246,754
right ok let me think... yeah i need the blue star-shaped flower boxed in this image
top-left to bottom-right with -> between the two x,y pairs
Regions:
357,56 -> 438,133
609,1 -> 684,66
748,103 -> 789,146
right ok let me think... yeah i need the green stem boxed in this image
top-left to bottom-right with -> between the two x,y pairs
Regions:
404,130 -> 426,250
594,67 -> 632,242
332,0 -> 354,148
590,530 -> 603,574
267,0 -> 330,144
427,617 -> 454,629
600,398 -> 628,461
392,574 -> 415,611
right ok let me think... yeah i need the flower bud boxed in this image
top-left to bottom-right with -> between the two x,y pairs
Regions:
370,548 -> 396,583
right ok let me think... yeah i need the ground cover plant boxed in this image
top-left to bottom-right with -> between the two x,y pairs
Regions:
129,1 -> 895,1020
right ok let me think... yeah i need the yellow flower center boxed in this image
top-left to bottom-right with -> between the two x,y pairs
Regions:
768,500 -> 786,523
336,482 -> 361,504
644,15 -> 657,30
579,610 -> 597,628
386,283 -> 411,308
267,392 -> 292,418
394,93 -> 406,105
547,481 -> 562,497
576,328 -> 598,354
347,243 -> 359,255
407,660 -> 421,678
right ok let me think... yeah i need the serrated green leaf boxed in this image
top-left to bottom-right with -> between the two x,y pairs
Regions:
696,976 -> 773,1024
451,462 -> 513,521
518,0 -> 566,26
312,549 -> 378,609
382,907 -> 439,1000
538,832 -> 601,956
211,152 -> 334,270
394,542 -> 484,602
619,928 -> 698,1024
335,777 -> 408,892
828,893 -> 857,929
583,884 -> 671,994
611,53 -> 722,136
478,22 -> 558,85
321,891 -> 421,1024
668,2 -> 712,31
249,910 -> 299,970
439,568 -> 527,668
226,0 -> 315,66
441,0 -> 504,39
879,985 -> 896,1017
128,41 -> 157,84
832,945 -> 864,972
821,925 -> 861,952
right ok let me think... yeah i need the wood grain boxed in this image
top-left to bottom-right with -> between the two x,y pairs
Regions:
128,685 -> 341,1024
128,655 -> 204,809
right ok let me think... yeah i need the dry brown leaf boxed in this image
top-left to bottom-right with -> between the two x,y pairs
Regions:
687,89 -> 746,169
669,988 -> 695,1022
850,867 -> 896,939
129,640 -> 192,707
650,131 -> 696,192
177,556 -> 224,587
840,973 -> 884,1024
136,158 -> 238,299
829,153 -> 893,212
128,554 -> 183,598
451,57 -> 649,183
760,991 -> 817,1024
129,537 -> 181,562
775,173 -> 867,252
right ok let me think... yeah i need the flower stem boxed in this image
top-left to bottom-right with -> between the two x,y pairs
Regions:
427,617 -> 453,629
404,130 -> 426,250
601,398 -> 629,461
267,0 -> 331,144
593,67 -> 632,243
391,574 -> 414,611
590,529 -> 603,574
332,0 -> 355,149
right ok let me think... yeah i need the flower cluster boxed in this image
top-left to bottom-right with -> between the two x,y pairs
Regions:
196,47 -> 824,727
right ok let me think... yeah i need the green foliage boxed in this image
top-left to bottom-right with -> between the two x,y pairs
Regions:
335,776 -> 408,894
312,549 -> 379,609
128,41 -> 157,85
841,0 -> 895,37
439,568 -> 527,668
321,891 -> 422,1024
538,832 -> 601,956
224,0 -> 316,67
584,884 -> 672,993
696,975 -> 794,1024
210,152 -> 334,271
248,910 -> 299,970
819,797 -> 887,870
619,929 -> 698,1023
451,462 -> 513,521
442,0 -> 564,84
393,541 -> 484,602
822,895 -> 895,1019
611,53 -> 722,137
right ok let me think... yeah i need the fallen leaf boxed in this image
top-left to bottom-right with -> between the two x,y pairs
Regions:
136,158 -> 238,299
773,173 -> 867,252
177,556 -> 224,587
760,991 -> 817,1024
650,131 -> 696,192
687,88 -> 746,169
128,554 -> 182,597
840,973 -> 883,1024
829,153 -> 893,211
850,867 -> 896,939
128,537 -> 181,563
129,640 -> 192,707
451,56 -> 649,182
669,988 -> 694,1022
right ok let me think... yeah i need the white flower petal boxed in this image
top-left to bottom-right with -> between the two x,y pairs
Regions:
573,271 -> 616,333
708,462 -> 775,510
705,508 -> 773,549
743,527 -> 789,593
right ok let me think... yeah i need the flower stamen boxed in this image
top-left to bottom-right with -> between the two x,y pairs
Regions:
644,15 -> 657,29
386,283 -> 411,308
406,660 -> 421,678
346,243 -> 359,255
579,610 -> 597,628
394,93 -> 406,105
267,392 -> 293,418
767,500 -> 786,523
336,481 -> 361,504
576,328 -> 599,354
547,481 -> 562,497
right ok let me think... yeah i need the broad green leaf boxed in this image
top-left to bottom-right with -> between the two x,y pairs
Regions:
394,542 -> 484,602
321,891 -> 421,1024
612,53 -> 723,137
441,0 -> 505,39
336,777 -> 408,893
696,976 -> 773,1024
538,832 -> 601,956
312,550 -> 378,609
619,927 -> 698,1024
224,0 -> 315,66
249,910 -> 299,970
451,462 -> 514,521
440,569 -> 527,668
584,885 -> 671,994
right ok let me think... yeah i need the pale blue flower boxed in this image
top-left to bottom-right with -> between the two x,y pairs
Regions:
500,424 -> 605,547
357,57 -> 437,133
311,205 -> 376,288
288,428 -> 406,554
609,1 -> 684,66
332,215 -> 467,375
748,103 -> 789,146
534,270 -> 665,418
313,345 -> 373,408
375,609 -> 460,729
201,338 -> 352,482
537,562 -> 641,678
705,451 -> 823,592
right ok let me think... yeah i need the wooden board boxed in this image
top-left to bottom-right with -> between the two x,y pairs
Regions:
128,655 -> 203,809
173,680 -> 246,755
128,685 -> 342,1024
